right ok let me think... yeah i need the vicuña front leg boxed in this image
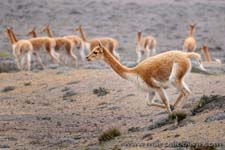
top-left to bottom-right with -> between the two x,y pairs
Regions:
155,88 -> 172,113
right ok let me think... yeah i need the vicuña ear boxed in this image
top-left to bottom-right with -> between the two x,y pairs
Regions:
190,23 -> 196,27
9,27 -> 13,31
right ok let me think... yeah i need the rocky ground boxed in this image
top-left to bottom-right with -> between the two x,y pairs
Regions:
0,0 -> 225,149
0,68 -> 225,150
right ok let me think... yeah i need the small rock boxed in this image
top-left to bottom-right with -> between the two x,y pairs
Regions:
36,116 -> 51,121
69,10 -> 82,15
61,87 -> 71,92
29,140 -> 41,145
205,112 -> 225,122
48,64 -> 59,69
126,94 -> 135,97
108,105 -> 120,110
174,134 -> 180,137
0,136 -> 17,141
0,145 -> 10,148
48,87 -> 57,91
63,91 -> 77,98
1,86 -> 15,92
73,135 -> 81,140
93,87 -> 109,97
128,127 -> 140,133
24,82 -> 31,86
56,121 -> 61,126
67,81 -> 80,85
63,99 -> 76,102
0,59 -> 18,73
142,133 -> 153,140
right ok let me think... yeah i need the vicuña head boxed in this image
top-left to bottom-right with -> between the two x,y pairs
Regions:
42,24 -> 53,37
86,42 -> 104,61
189,23 -> 196,36
27,27 -> 37,38
183,23 -> 197,52
75,25 -> 82,32
42,24 -> 50,32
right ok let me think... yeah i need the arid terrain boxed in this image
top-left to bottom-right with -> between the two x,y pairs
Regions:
0,0 -> 225,150
0,69 -> 225,149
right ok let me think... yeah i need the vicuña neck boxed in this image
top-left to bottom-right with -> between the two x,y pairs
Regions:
102,47 -> 131,79
189,29 -> 194,37
46,28 -> 53,37
79,27 -> 88,42
7,30 -> 17,44
137,32 -> 142,43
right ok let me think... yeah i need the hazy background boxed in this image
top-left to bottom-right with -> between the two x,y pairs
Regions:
1,0 -> 225,62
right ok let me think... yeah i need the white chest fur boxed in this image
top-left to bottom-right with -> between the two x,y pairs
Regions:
84,42 -> 90,51
125,73 -> 150,91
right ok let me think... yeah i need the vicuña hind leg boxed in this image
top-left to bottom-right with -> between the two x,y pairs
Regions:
49,48 -> 60,64
15,57 -> 22,70
26,51 -> 32,71
146,90 -> 166,109
146,48 -> 151,58
34,52 -> 45,69
136,51 -> 142,63
69,48 -> 78,67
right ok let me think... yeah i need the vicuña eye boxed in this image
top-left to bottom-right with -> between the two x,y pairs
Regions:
93,52 -> 97,54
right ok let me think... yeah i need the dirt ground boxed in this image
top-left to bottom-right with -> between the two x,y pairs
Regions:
0,0 -> 225,150
0,69 -> 225,149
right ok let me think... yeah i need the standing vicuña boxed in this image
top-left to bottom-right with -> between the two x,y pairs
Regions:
42,25 -> 78,66
136,32 -> 157,63
75,25 -> 120,60
86,42 -> 205,114
25,27 -> 60,64
183,24 -> 197,52
5,27 -> 33,71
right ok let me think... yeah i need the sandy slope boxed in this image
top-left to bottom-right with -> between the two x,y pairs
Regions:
0,69 -> 224,149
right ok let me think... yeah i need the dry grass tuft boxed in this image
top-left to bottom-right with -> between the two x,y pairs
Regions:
98,128 -> 121,143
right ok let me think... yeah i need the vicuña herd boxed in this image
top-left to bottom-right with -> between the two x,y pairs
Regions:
4,24 -> 220,113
